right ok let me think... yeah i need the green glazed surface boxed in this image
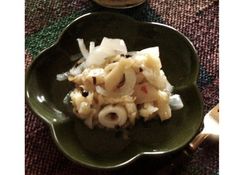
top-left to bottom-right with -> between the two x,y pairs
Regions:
25,12 -> 203,169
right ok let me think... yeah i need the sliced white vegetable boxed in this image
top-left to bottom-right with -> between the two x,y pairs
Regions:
100,37 -> 127,55
86,46 -> 112,66
144,103 -> 159,113
169,94 -> 184,110
98,105 -> 127,128
125,103 -> 137,125
165,80 -> 174,94
63,92 -> 71,104
77,39 -> 89,59
139,46 -> 159,59
139,103 -> 159,119
86,38 -> 128,66
56,72 -> 69,81
69,62 -> 86,75
89,41 -> 95,53
87,68 -> 105,77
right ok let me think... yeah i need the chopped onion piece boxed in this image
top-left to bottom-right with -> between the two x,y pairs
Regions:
165,80 -> 174,94
86,38 -> 128,66
63,92 -> 71,104
89,41 -> 95,53
77,39 -> 89,59
56,72 -> 69,81
100,37 -> 127,54
69,62 -> 86,76
169,94 -> 184,110
86,46 -> 112,66
139,46 -> 159,59
87,68 -> 105,77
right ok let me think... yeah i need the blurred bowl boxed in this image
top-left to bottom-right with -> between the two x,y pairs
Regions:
92,0 -> 146,9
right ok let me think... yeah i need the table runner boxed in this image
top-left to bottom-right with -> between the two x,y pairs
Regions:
25,0 -> 219,174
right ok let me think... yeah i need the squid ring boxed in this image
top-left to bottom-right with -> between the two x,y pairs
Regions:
98,105 -> 127,128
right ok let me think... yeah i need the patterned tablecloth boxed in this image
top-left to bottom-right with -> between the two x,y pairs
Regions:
25,0 -> 219,174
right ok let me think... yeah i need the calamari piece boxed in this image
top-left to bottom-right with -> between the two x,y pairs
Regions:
156,90 -> 171,121
98,105 -> 127,128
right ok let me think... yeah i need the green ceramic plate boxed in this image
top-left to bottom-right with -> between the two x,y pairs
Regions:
25,12 -> 203,169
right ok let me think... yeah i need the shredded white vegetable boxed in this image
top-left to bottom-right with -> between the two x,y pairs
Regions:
77,39 -> 89,59
89,41 -> 95,53
69,61 -> 86,76
86,37 -> 127,66
56,72 -> 68,81
139,46 -> 160,59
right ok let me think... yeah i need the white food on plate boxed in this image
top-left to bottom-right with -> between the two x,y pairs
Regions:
57,37 -> 184,129
169,94 -> 184,110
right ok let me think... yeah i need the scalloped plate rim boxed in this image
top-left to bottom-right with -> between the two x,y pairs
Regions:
25,12 -> 203,169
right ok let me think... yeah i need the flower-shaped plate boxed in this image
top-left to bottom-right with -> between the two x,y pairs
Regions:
25,12 -> 203,169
